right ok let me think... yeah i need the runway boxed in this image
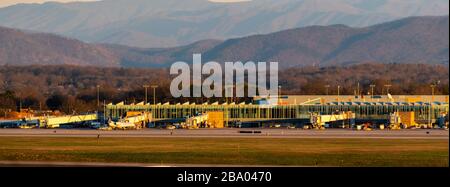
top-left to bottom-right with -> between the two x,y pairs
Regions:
0,128 -> 448,139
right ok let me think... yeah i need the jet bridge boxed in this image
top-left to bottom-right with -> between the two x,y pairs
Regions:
39,114 -> 98,128
310,111 -> 355,129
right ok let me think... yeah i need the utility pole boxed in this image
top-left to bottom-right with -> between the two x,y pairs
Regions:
143,85 -> 150,104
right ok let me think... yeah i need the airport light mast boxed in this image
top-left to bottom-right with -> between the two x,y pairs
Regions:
337,85 -> 341,103
143,85 -> 150,104
429,81 -> 439,128
151,85 -> 158,106
96,85 -> 100,109
384,84 -> 392,95
278,85 -> 282,105
370,84 -> 376,99
225,85 -> 235,104
430,84 -> 436,102
357,82 -> 360,97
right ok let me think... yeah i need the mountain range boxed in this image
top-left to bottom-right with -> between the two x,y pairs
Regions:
0,26 -> 120,67
0,16 -> 448,68
0,0 -> 448,48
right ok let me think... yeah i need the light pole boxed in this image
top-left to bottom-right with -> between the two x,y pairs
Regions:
151,85 -> 158,106
370,85 -> 376,99
325,85 -> 330,95
278,85 -> 282,105
224,84 -> 235,128
430,84 -> 436,102
384,84 -> 392,95
429,83 -> 437,128
225,85 -> 235,104
96,85 -> 100,108
41,92 -> 50,111
337,85 -> 341,103
357,82 -> 360,96
19,98 -> 22,112
15,92 -> 22,112
143,85 -> 150,104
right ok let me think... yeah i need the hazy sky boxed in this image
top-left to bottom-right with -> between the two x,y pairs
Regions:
0,0 -> 250,8
0,0 -> 95,7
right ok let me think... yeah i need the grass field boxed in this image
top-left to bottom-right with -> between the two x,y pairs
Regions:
0,137 -> 448,167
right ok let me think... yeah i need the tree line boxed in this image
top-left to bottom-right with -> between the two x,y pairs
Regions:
0,63 -> 448,114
